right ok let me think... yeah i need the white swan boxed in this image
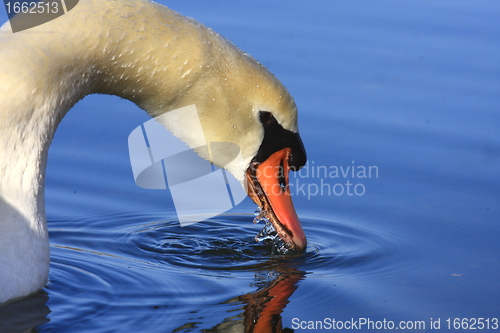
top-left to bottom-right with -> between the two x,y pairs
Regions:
0,0 -> 307,304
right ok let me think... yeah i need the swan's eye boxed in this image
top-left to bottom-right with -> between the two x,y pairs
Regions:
259,111 -> 273,125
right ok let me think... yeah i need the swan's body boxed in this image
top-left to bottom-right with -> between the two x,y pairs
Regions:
0,0 -> 306,304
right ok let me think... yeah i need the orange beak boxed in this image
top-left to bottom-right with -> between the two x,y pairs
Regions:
246,147 -> 306,251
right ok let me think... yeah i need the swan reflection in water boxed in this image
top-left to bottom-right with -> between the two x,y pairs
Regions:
0,290 -> 50,332
191,264 -> 305,333
0,262 -> 304,333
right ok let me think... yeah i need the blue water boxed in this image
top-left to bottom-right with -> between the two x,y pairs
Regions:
1,1 -> 499,332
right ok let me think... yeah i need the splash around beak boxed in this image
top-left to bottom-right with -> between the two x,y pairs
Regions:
246,147 -> 307,251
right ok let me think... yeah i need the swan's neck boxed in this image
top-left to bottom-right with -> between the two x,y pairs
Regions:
0,0 -> 237,303
0,27 -> 90,303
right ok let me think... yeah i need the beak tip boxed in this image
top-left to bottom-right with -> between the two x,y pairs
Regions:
292,231 -> 307,252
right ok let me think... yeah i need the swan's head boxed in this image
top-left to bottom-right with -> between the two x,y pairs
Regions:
128,18 -> 307,251
189,52 -> 306,251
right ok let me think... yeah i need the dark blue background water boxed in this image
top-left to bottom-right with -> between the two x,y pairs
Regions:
1,1 -> 499,332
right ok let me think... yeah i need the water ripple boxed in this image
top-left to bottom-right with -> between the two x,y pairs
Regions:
49,212 -> 400,279
109,213 -> 400,278
42,212 -> 404,332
